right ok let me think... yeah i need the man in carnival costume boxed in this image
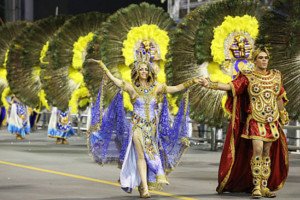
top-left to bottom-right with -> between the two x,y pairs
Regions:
199,47 -> 289,198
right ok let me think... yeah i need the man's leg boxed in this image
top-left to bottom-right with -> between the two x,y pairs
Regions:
261,142 -> 276,198
251,139 -> 264,199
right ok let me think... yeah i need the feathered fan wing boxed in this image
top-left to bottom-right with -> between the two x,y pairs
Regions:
6,16 -> 67,108
257,0 -> 300,120
83,33 -> 119,104
84,2 -> 174,111
41,12 -> 107,111
100,2 -> 174,67
0,21 -> 28,106
166,0 -> 258,125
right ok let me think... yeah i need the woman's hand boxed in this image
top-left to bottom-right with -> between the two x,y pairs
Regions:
86,59 -> 128,91
197,77 -> 230,91
87,59 -> 108,73
196,77 -> 209,87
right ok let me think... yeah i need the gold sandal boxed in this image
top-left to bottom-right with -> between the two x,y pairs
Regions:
262,188 -> 276,198
138,186 -> 151,198
252,187 -> 262,199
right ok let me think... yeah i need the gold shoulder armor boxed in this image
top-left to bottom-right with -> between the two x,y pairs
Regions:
271,69 -> 281,75
240,69 -> 253,75
271,69 -> 282,80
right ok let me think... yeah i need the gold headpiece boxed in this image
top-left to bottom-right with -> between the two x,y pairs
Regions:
224,32 -> 255,60
134,40 -> 160,65
229,35 -> 252,59
221,32 -> 256,77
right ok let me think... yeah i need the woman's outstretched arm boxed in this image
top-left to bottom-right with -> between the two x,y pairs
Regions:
87,59 -> 134,93
198,77 -> 231,91
156,77 -> 202,94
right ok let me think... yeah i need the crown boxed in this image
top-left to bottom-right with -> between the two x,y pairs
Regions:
134,40 -> 160,64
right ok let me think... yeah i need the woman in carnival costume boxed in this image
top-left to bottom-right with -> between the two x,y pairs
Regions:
88,40 -> 200,198
199,47 -> 289,198
48,106 -> 75,144
7,95 -> 30,140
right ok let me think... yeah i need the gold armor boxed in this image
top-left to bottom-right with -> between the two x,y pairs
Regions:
251,156 -> 262,198
243,69 -> 282,139
245,69 -> 281,123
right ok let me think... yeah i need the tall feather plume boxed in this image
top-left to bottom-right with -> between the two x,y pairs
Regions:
83,3 -> 174,111
100,2 -> 175,68
6,16 -> 67,108
83,32 -> 120,106
166,0 -> 258,126
0,21 -> 28,105
41,12 -> 107,111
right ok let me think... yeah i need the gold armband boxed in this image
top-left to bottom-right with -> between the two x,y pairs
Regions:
181,137 -> 190,147
161,84 -> 167,94
103,67 -> 109,74
279,109 -> 289,125
208,79 -> 218,90
183,79 -> 195,88
102,66 -> 109,74
98,61 -> 109,74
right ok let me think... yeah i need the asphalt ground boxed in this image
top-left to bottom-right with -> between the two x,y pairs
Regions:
0,129 -> 299,200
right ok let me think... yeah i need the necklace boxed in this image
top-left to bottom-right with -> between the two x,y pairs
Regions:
136,82 -> 156,94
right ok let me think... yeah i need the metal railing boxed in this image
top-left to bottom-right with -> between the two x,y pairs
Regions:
37,111 -> 300,152
190,122 -> 300,152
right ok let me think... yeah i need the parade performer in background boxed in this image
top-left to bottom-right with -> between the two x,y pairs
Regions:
199,47 -> 289,198
7,95 -> 30,140
87,41 -> 199,198
48,106 -> 75,144
29,106 -> 41,131
0,106 -> 6,127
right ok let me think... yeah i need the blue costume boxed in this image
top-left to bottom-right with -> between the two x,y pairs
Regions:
8,101 -> 30,139
89,82 -> 190,192
48,107 -> 75,142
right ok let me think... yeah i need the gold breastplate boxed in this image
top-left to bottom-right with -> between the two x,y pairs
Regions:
246,70 -> 281,123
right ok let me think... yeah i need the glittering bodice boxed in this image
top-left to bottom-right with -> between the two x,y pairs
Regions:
132,83 -> 158,122
246,70 -> 281,123
133,97 -> 157,121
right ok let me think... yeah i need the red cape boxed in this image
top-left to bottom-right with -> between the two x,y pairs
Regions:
216,90 -> 289,193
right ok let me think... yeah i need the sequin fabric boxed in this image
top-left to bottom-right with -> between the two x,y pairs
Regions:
89,85 -> 190,191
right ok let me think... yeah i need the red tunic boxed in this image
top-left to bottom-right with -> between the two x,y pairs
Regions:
230,72 -> 287,142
